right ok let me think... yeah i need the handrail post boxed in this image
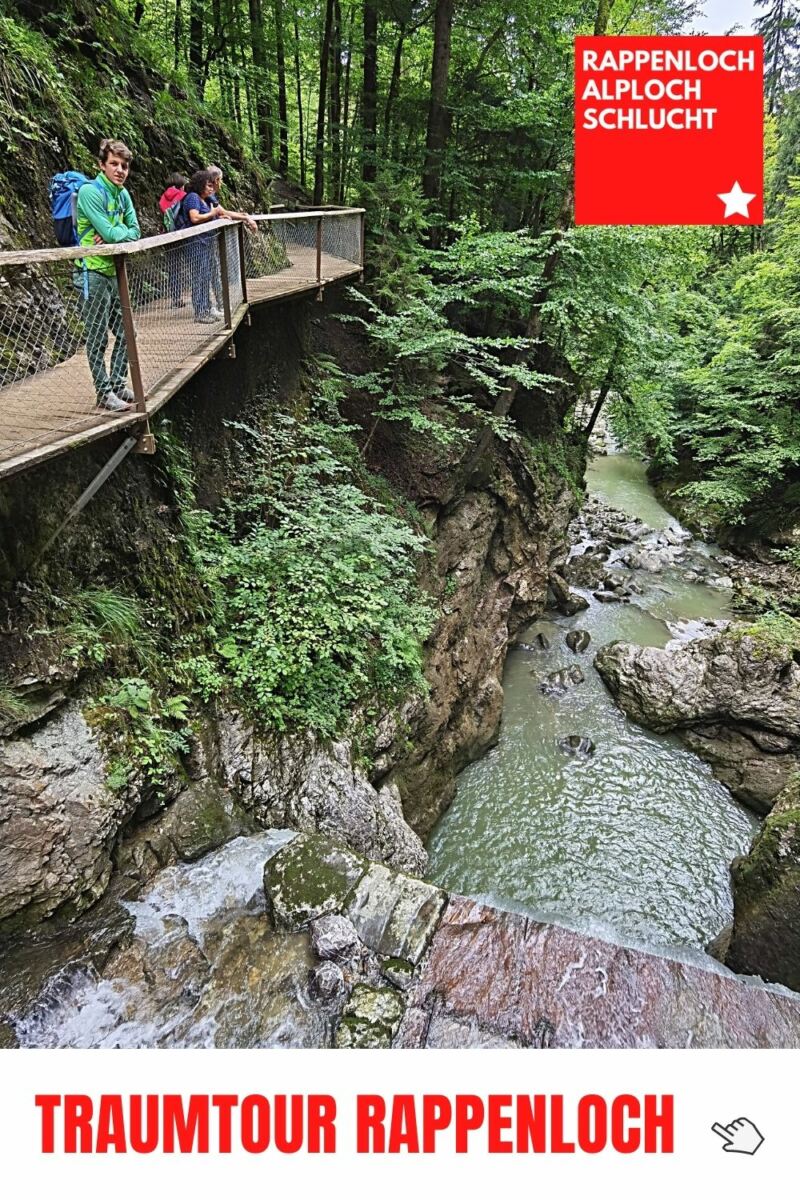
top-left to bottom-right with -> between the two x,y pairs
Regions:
216,230 -> 233,329
315,215 -> 323,299
114,256 -> 146,414
359,210 -> 365,281
237,221 -> 249,304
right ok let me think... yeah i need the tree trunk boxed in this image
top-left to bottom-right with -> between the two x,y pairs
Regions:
594,0 -> 616,35
361,0 -> 378,185
382,22 -> 405,157
329,0 -> 343,201
274,0 -> 289,174
249,0 -> 275,164
173,0 -> 183,70
314,0 -> 335,204
339,4 -> 355,203
421,0 -> 454,204
133,1 -> 145,25
189,0 -> 203,91
293,7 -> 306,188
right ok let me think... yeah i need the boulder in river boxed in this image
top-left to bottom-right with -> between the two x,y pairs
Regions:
540,666 -> 585,696
594,626 -> 800,812
557,735 -> 596,757
593,590 -> 624,604
566,630 -> 591,654
725,776 -> 800,993
548,572 -> 589,616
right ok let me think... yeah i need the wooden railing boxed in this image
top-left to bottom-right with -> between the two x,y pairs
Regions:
0,207 -> 365,479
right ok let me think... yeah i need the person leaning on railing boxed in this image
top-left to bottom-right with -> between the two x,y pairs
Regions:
74,138 -> 141,413
205,164 -> 257,312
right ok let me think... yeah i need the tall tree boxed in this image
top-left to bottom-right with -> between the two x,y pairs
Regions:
189,0 -> 204,91
755,0 -> 800,113
249,0 -> 275,162
293,5 -> 306,188
463,0 -> 618,473
361,0 -> 378,185
421,0 -> 454,205
314,0 -> 336,203
274,0 -> 290,174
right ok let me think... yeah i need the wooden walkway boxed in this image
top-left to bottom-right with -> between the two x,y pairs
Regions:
0,212 -> 363,481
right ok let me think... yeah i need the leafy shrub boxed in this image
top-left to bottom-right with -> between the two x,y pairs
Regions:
88,676 -> 190,792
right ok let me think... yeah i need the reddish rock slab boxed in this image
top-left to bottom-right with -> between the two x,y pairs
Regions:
396,897 -> 800,1048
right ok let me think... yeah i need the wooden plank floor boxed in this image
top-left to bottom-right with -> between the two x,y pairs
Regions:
0,247 -> 360,481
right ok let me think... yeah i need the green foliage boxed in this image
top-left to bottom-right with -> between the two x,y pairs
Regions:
88,676 -> 191,792
736,611 -> 800,656
163,402 -> 434,740
62,588 -> 148,668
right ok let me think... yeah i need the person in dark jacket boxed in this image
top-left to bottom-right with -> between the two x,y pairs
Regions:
178,169 -> 223,324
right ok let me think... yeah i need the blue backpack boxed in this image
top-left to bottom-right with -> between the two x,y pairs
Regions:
49,171 -> 91,246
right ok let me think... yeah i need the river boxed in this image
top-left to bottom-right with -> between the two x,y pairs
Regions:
426,452 -> 759,951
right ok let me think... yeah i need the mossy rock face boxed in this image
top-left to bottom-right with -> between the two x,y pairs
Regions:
263,833 -> 367,931
334,984 -> 405,1048
727,776 -> 800,991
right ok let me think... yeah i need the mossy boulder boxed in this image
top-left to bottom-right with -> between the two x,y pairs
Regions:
263,833 -> 367,931
334,984 -> 405,1048
726,776 -> 800,992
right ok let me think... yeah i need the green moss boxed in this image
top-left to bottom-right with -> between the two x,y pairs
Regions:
263,834 -> 367,930
733,612 -> 800,657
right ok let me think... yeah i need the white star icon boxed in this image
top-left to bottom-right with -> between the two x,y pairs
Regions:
717,181 -> 757,219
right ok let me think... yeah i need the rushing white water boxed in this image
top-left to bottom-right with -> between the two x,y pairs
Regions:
11,831 -> 328,1049
426,453 -> 759,951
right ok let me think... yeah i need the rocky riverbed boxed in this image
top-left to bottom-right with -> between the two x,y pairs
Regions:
5,831 -> 800,1049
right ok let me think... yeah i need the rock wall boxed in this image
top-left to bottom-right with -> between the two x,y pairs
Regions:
594,628 -> 800,813
725,776 -> 800,992
370,436 -> 578,836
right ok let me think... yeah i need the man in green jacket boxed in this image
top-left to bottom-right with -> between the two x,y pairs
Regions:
76,138 -> 141,413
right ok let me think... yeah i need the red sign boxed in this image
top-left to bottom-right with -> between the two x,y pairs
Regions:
574,36 -> 764,226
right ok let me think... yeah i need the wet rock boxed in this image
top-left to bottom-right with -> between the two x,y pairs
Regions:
335,984 -> 405,1048
595,628 -> 800,811
0,1019 -> 19,1048
346,863 -> 447,965
565,630 -> 591,654
115,781 -> 259,888
539,666 -> 585,696
726,777 -> 800,992
0,703 -> 138,931
380,956 -> 415,990
310,960 -> 347,1002
263,834 -> 367,931
309,913 -> 360,964
549,572 -> 590,616
626,550 -> 665,572
563,553 -> 607,589
557,735 -> 595,757
706,923 -> 733,964
219,719 -> 427,876
593,590 -> 623,603
397,896 -> 800,1048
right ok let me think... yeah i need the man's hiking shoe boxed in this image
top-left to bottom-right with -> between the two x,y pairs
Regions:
115,385 -> 136,403
96,391 -> 133,414
194,312 -> 217,324
209,307 -> 223,320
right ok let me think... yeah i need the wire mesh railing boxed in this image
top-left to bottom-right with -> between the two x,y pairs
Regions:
0,208 -> 364,477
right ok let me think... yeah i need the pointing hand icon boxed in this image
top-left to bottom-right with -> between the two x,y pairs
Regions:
712,1118 -> 764,1155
